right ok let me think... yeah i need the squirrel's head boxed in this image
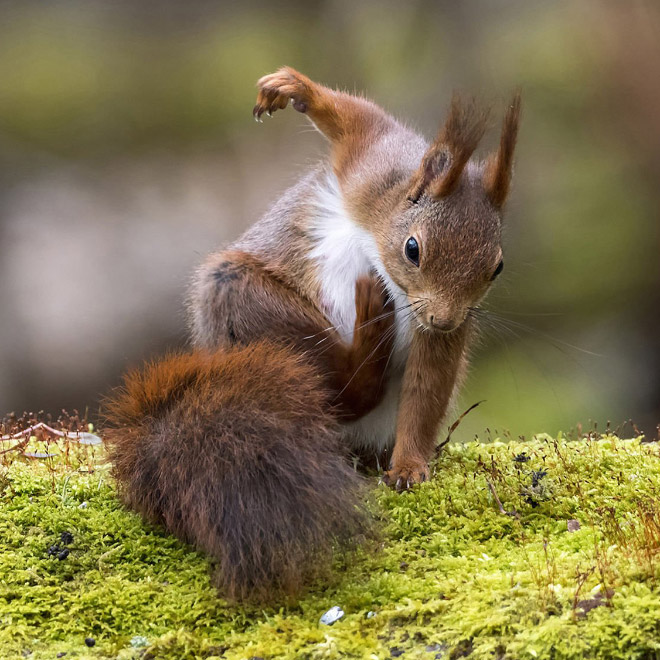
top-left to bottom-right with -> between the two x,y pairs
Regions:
380,93 -> 521,333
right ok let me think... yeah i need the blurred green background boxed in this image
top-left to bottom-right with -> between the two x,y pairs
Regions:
0,0 -> 658,440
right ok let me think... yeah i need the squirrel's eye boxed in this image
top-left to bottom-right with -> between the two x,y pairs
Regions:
404,237 -> 420,267
490,260 -> 504,281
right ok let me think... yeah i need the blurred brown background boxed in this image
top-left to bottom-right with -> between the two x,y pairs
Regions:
1,0 -> 658,440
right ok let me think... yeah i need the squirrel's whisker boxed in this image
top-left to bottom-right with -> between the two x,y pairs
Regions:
469,307 -> 601,357
334,303 -> 424,401
333,322 -> 400,403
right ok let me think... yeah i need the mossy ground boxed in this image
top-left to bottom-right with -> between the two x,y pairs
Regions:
2,433 -> 660,660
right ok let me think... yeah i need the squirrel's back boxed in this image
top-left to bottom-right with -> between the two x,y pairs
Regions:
104,341 -> 368,601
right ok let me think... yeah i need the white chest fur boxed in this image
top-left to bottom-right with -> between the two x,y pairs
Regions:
309,175 -> 412,451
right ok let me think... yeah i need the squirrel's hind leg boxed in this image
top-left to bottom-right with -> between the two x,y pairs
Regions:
189,250 -> 395,421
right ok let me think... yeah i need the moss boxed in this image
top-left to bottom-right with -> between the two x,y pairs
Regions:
2,434 -> 660,659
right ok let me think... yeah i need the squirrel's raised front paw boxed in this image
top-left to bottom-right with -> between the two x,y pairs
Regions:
253,67 -> 312,120
383,461 -> 430,492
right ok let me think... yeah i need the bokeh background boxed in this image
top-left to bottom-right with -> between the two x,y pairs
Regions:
1,0 -> 658,440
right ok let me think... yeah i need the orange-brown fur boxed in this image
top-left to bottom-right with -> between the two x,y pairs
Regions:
104,342 -> 367,602
484,92 -> 522,208
408,95 -> 491,202
254,67 -> 397,179
385,324 -> 470,486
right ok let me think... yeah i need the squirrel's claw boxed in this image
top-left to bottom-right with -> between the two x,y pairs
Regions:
253,67 -> 311,122
252,105 -> 265,122
383,461 -> 430,492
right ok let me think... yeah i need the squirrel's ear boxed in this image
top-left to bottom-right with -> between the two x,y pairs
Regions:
408,94 -> 489,202
407,144 -> 448,203
483,91 -> 522,209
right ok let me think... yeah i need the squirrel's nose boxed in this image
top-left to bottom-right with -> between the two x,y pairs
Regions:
428,315 -> 457,333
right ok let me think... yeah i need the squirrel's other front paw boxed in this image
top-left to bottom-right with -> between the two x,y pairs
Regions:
253,67 -> 311,120
383,461 -> 430,492
354,274 -> 394,338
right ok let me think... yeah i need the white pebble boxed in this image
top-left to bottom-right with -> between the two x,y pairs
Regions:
319,606 -> 344,625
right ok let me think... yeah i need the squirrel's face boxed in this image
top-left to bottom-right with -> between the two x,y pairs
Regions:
378,92 -> 521,334
384,167 -> 504,334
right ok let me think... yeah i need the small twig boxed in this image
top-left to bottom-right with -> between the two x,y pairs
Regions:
2,422 -> 71,441
0,422 -> 102,453
435,400 -> 485,455
0,436 -> 30,455
572,566 -> 596,619
486,477 -> 520,518
486,477 -> 507,514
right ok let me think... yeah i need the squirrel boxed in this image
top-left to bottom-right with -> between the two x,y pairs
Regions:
104,67 -> 521,602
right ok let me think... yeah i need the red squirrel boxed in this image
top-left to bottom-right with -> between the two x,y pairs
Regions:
105,67 -> 520,601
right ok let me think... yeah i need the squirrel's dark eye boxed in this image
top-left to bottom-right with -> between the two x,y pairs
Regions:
490,260 -> 504,281
404,237 -> 420,267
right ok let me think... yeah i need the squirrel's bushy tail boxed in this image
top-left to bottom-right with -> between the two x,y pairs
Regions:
103,341 -> 367,601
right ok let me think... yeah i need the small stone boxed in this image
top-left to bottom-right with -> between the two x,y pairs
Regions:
567,519 -> 580,533
399,561 -> 409,570
60,531 -> 74,545
390,648 -> 404,658
57,548 -> 70,561
319,605 -> 344,625
47,545 -> 59,557
366,611 -> 376,618
84,638 -> 95,648
78,502 -> 88,509
130,636 -> 149,648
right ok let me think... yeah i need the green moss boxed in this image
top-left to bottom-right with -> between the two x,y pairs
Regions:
2,435 -> 660,659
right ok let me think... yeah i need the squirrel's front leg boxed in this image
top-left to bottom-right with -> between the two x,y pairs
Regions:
253,67 -> 395,177
383,326 -> 469,492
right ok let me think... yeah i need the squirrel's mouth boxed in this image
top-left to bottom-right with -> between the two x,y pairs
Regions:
428,319 -> 459,334
414,310 -> 465,334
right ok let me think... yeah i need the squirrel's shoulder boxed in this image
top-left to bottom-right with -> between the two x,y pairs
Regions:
233,165 -> 328,256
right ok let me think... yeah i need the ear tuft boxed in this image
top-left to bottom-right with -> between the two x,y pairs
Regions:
484,91 -> 522,208
429,94 -> 490,198
407,94 -> 490,202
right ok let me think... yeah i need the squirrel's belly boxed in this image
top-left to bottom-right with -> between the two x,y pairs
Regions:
341,368 -> 404,452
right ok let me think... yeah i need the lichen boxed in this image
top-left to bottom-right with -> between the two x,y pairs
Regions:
2,434 -> 660,659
